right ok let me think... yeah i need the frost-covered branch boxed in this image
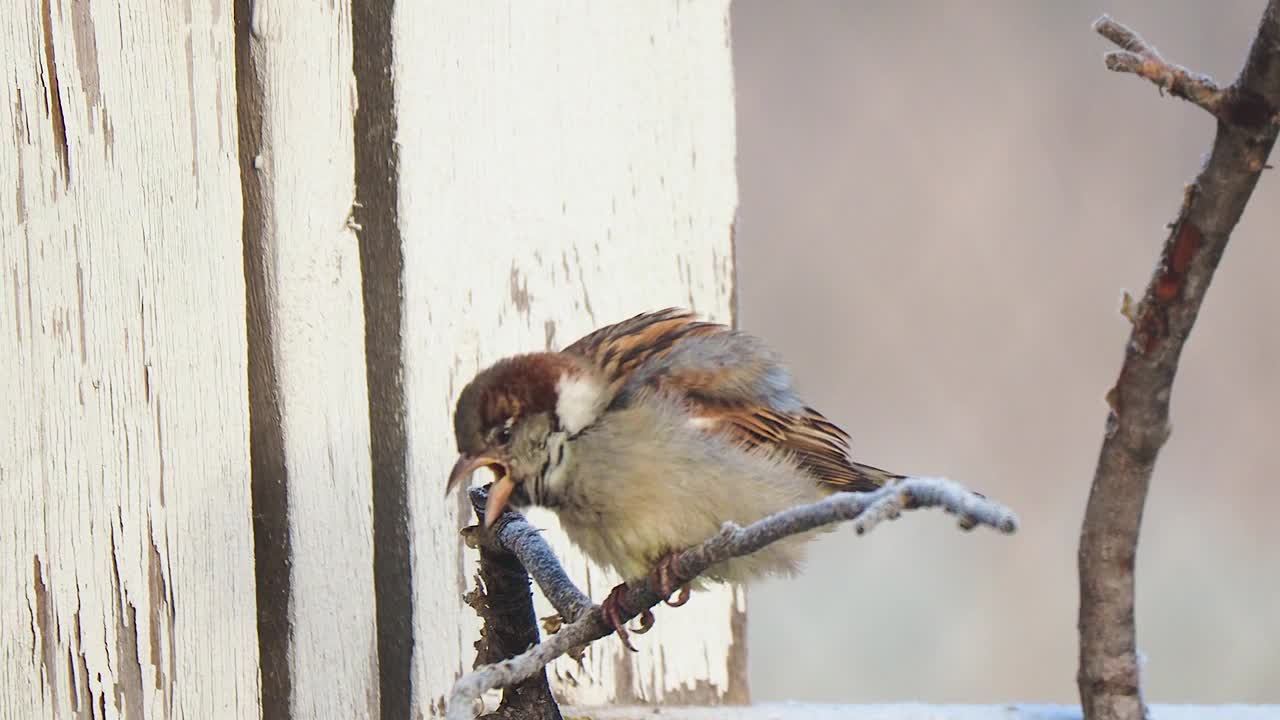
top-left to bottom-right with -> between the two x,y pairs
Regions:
1080,7 -> 1280,720
467,487 -> 593,623
450,477 -> 1018,720
1094,15 -> 1229,119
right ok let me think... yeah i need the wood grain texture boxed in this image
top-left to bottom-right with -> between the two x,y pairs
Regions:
391,2 -> 740,712
0,1 -> 259,718
236,0 -> 380,717
2,1 -> 741,716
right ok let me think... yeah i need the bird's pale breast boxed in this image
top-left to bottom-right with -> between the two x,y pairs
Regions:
550,393 -> 825,583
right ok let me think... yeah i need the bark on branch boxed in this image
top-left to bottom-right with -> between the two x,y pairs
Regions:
466,493 -> 593,624
462,529 -> 563,720
452,477 -> 1018,720
455,491 -> 597,720
1079,8 -> 1280,720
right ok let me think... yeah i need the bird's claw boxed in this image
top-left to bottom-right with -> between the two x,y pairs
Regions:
633,608 -> 655,634
600,552 -> 692,651
601,583 -> 639,652
652,551 -> 690,607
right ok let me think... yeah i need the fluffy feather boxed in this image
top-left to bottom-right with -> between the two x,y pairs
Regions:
550,391 -> 824,582
566,309 -> 901,492
555,372 -> 606,434
451,309 -> 905,588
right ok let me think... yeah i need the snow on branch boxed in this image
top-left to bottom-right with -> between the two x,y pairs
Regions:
450,478 -> 1018,720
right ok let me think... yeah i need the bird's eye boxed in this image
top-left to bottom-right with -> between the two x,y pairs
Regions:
496,426 -> 512,445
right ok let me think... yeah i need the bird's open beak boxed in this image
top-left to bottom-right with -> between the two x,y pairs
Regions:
447,454 -> 498,494
447,454 -> 514,529
481,473 -> 516,529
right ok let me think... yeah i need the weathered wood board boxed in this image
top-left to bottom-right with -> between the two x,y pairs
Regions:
1,1 -> 260,717
238,0 -> 380,717
391,1 -> 741,712
1,1 -> 741,717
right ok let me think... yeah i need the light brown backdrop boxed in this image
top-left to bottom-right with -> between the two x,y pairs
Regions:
734,0 -> 1280,704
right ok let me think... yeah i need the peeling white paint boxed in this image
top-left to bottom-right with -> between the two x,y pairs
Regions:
394,1 -> 740,711
1,1 -> 259,718
2,1 -> 740,716
243,0 -> 380,716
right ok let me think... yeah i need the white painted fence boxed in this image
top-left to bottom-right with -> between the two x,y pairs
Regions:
2,1 -> 738,718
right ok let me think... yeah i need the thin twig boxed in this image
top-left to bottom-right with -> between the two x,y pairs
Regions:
1079,6 -> 1280,720
1094,15 -> 1228,120
450,477 -> 1018,720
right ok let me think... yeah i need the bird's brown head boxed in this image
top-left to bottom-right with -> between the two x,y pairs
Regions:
449,352 -> 604,526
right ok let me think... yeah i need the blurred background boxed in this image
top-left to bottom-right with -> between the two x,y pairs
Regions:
732,0 -> 1279,705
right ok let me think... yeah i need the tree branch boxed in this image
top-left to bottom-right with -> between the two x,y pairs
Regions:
467,489 -> 594,624
1079,8 -> 1280,720
451,477 -> 1018,720
456,490 -> 597,720
1094,15 -> 1229,119
462,529 -> 563,720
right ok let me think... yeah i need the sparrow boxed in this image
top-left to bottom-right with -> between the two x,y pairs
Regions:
448,309 -> 904,648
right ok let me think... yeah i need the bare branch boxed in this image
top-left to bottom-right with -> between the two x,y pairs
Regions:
1079,5 -> 1280,720
467,488 -> 593,623
1094,15 -> 1228,119
450,477 -> 1018,720
463,530 -> 563,720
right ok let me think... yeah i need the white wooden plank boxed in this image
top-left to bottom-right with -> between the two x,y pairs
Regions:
392,1 -> 740,712
239,0 -> 379,717
0,1 -> 259,719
